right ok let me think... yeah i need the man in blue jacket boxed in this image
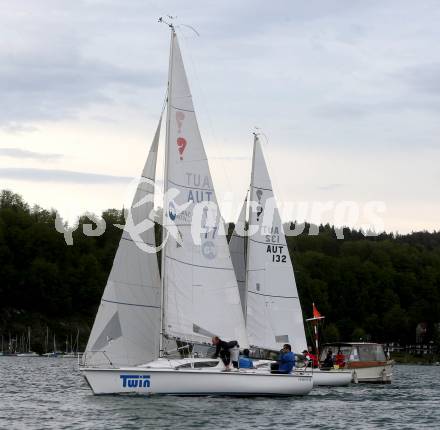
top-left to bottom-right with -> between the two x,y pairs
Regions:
239,349 -> 254,369
271,344 -> 295,374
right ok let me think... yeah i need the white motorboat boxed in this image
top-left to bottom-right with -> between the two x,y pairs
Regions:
228,136 -> 352,387
81,22 -> 313,397
320,343 -> 393,383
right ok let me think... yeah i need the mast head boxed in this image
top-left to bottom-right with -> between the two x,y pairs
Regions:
158,16 -> 176,31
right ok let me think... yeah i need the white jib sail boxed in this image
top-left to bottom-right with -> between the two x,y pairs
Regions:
246,135 -> 307,353
85,117 -> 162,366
162,31 -> 248,348
229,196 -> 248,315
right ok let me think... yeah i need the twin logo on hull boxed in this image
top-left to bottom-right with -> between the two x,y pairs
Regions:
120,374 -> 151,388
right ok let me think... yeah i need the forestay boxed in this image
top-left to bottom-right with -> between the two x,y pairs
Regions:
245,135 -> 307,353
85,118 -> 162,366
162,31 -> 248,348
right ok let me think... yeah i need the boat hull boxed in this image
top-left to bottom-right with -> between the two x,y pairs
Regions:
349,361 -> 393,383
81,367 -> 313,396
304,368 -> 353,386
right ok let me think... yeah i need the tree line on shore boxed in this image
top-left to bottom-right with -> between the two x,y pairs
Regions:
0,190 -> 439,352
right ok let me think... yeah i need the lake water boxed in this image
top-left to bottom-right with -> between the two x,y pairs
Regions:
1,357 -> 439,429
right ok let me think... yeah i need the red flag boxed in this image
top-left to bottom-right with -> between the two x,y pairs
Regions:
312,303 -> 321,319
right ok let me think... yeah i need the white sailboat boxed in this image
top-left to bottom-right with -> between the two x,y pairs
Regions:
16,327 -> 39,357
229,134 -> 352,386
62,329 -> 82,358
81,24 -> 312,396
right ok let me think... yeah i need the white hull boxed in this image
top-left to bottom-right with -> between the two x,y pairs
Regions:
351,362 -> 393,383
81,366 -> 313,396
304,368 -> 353,386
16,352 -> 39,357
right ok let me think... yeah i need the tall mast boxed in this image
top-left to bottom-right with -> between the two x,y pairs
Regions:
244,134 -> 258,330
159,24 -> 175,358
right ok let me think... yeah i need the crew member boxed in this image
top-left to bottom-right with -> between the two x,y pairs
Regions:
322,349 -> 334,369
271,344 -> 295,374
211,336 -> 239,371
302,349 -> 319,368
239,349 -> 254,369
335,349 -> 345,368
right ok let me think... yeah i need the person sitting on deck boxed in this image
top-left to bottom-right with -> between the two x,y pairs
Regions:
322,349 -> 334,369
270,344 -> 295,374
335,349 -> 345,368
238,349 -> 254,369
211,336 -> 239,371
302,349 -> 319,368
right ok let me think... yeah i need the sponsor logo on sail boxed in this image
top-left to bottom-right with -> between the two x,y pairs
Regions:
169,201 -> 177,221
201,240 -> 216,259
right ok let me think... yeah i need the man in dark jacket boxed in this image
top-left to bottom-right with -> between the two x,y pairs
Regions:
212,336 -> 239,371
271,344 -> 296,374
322,349 -> 334,370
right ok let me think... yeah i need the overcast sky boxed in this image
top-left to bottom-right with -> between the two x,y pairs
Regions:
0,0 -> 439,233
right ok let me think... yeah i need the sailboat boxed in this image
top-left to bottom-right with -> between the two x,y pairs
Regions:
43,331 -> 61,357
16,327 -> 39,357
62,329 -> 81,358
229,134 -> 352,386
80,23 -> 313,396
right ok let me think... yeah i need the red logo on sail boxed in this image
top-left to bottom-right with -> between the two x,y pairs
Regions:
176,111 -> 185,133
177,137 -> 187,160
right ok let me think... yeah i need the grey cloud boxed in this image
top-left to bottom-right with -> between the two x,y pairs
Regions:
398,63 -> 440,95
0,53 -> 164,125
313,97 -> 440,119
0,167 -> 132,184
312,103 -> 372,119
0,147 -> 63,161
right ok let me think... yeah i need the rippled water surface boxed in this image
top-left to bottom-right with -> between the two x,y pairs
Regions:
1,358 -> 439,429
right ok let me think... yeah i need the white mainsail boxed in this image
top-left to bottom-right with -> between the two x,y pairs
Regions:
85,118 -> 162,366
161,31 -> 248,348
231,135 -> 307,353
